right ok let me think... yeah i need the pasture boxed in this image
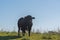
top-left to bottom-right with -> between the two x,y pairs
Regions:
0,32 -> 60,40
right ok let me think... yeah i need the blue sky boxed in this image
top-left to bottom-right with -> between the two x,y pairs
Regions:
0,0 -> 60,32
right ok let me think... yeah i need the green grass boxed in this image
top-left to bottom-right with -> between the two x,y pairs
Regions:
0,32 -> 59,40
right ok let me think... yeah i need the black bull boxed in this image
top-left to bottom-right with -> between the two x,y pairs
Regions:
17,15 -> 35,36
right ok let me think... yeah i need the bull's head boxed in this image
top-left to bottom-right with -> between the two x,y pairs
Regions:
26,15 -> 35,19
32,17 -> 35,19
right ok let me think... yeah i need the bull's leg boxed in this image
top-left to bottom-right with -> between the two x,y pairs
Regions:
18,27 -> 20,37
27,21 -> 33,37
28,29 -> 31,36
28,26 -> 32,37
22,30 -> 25,36
28,24 -> 32,37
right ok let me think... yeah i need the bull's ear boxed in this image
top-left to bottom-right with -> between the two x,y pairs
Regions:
32,17 -> 35,19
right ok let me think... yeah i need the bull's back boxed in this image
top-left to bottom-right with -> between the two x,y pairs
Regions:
18,18 -> 24,27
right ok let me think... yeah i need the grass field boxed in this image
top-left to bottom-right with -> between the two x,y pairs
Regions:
0,32 -> 60,40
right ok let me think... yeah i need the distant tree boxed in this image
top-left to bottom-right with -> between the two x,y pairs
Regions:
58,27 -> 60,34
36,29 -> 40,34
0,28 -> 4,32
48,31 -> 57,35
12,26 -> 16,33
32,29 -> 35,33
